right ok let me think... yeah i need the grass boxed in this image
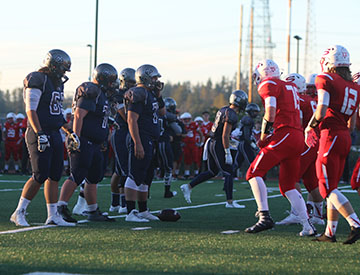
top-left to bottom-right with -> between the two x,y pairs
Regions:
0,174 -> 360,274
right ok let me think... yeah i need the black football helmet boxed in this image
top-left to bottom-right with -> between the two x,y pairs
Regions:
229,90 -> 248,111
119,68 -> 136,90
43,49 -> 71,80
245,103 -> 260,118
93,63 -> 118,91
135,64 -> 162,90
164,97 -> 177,113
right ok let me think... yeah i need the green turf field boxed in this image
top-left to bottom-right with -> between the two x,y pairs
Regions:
1,174 -> 360,274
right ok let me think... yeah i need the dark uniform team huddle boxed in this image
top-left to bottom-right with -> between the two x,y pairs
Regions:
9,46 -> 360,245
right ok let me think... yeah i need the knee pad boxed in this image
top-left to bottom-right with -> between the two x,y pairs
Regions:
138,184 -> 149,192
125,177 -> 139,191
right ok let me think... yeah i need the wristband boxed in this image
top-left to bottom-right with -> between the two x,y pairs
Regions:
36,130 -> 45,137
309,115 -> 321,128
157,96 -> 165,109
224,148 -> 231,154
261,118 -> 274,135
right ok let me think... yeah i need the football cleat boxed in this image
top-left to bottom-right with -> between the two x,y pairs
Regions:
86,208 -> 115,222
276,212 -> 301,225
125,209 -> 149,222
119,206 -> 128,214
245,211 -> 274,233
58,205 -> 77,223
299,219 -> 317,237
225,202 -> 245,208
312,233 -> 336,243
180,184 -> 192,203
10,209 -> 30,227
138,210 -> 160,221
164,191 -> 177,198
109,205 -> 120,212
72,197 -> 88,216
310,216 -> 325,225
45,212 -> 76,226
343,226 -> 360,245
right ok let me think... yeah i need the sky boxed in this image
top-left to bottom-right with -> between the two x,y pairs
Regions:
1,0 -> 360,97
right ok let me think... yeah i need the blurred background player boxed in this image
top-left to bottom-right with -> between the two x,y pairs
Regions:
194,116 -> 205,173
17,113 -> 30,175
10,49 -> 74,227
58,63 -> 118,223
180,90 -> 248,208
306,45 -> 360,244
245,59 -> 316,236
3,112 -> 20,173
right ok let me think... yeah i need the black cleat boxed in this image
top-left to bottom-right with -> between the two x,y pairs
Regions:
245,211 -> 274,233
58,205 -> 77,223
164,191 -> 177,198
86,208 -> 115,222
312,233 -> 336,243
343,226 -> 360,245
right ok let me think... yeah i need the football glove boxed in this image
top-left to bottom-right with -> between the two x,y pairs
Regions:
68,132 -> 80,151
224,148 -> 233,165
37,131 -> 50,152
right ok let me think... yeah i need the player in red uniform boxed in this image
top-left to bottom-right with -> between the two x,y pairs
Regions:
305,45 -> 360,244
305,73 -> 318,98
180,112 -> 203,179
194,116 -> 205,172
245,59 -> 316,236
3,112 -> 20,173
277,73 -> 324,226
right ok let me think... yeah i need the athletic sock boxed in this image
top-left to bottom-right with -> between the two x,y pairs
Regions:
111,192 -> 120,206
46,203 -> 57,218
285,189 -> 308,220
249,177 -> 268,211
16,197 -> 31,211
313,202 -> 323,218
138,201 -> 147,212
346,213 -> 360,228
120,194 -> 126,208
224,174 -> 234,201
325,220 -> 338,237
58,200 -> 68,207
87,203 -> 98,212
126,201 -> 136,214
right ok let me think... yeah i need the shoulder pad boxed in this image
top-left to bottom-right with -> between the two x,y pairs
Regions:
124,87 -> 147,104
76,82 -> 101,100
225,108 -> 238,125
241,115 -> 252,126
23,72 -> 46,90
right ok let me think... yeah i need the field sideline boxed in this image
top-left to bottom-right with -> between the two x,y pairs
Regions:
0,174 -> 360,274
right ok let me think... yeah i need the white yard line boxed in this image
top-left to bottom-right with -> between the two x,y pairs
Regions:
0,225 -> 57,235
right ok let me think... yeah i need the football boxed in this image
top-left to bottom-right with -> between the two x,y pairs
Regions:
158,209 -> 181,222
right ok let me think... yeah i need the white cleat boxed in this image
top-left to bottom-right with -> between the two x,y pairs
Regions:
109,205 -> 120,212
180,184 -> 192,203
137,210 -> 160,221
72,197 -> 88,216
118,206 -> 127,214
276,212 -> 301,225
310,216 -> 325,225
125,209 -> 149,222
299,219 -> 317,237
10,209 -> 30,227
45,212 -> 76,226
225,201 -> 245,208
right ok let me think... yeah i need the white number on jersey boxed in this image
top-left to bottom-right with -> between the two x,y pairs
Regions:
285,85 -> 300,111
340,87 -> 358,115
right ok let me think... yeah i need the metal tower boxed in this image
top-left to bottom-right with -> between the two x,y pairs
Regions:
304,0 -> 317,77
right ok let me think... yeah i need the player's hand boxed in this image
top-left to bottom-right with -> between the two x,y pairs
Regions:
37,131 -> 50,152
304,126 -> 318,147
134,142 -> 144,159
68,133 -> 81,151
257,134 -> 272,149
224,148 -> 233,165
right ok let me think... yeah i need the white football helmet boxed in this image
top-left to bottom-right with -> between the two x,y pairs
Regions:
180,112 -> 192,120
353,72 -> 360,85
253,59 -> 280,85
306,73 -> 317,87
16,113 -> 25,120
283,73 -> 306,93
6,112 -> 16,120
320,45 -> 350,72
194,116 -> 204,123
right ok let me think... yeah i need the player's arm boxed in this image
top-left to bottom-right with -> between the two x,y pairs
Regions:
73,107 -> 88,136
261,96 -> 276,141
127,110 -> 144,159
348,108 -> 358,131
118,107 -> 127,122
306,89 -> 329,130
222,122 -> 232,150
24,87 -> 43,134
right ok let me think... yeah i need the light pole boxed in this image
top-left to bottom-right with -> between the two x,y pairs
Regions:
94,0 -> 99,68
294,35 -> 302,74
87,44 -> 93,81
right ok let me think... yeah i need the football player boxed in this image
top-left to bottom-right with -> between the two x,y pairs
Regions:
276,73 -> 324,226
123,64 -> 165,222
108,68 -> 136,213
180,90 -> 248,208
57,63 -> 118,223
306,45 -> 360,244
245,59 -> 316,236
3,112 -> 20,173
305,73 -> 318,98
10,49 -> 74,226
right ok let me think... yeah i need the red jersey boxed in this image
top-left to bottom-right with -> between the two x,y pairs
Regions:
316,73 -> 360,131
257,78 -> 302,131
202,121 -> 213,138
183,121 -> 199,144
3,122 -> 20,142
299,94 -> 317,129
18,117 -> 28,138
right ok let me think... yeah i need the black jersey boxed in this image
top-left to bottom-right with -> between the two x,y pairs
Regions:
210,106 -> 238,141
238,115 -> 255,143
24,72 -> 66,131
125,86 -> 160,140
159,112 -> 178,142
73,82 -> 110,144
108,88 -> 127,128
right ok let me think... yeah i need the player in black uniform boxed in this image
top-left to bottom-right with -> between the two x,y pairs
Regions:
58,63 -> 118,222
231,103 -> 260,176
108,68 -> 136,213
10,49 -> 75,227
158,97 -> 182,198
124,64 -> 166,222
180,90 -> 248,207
